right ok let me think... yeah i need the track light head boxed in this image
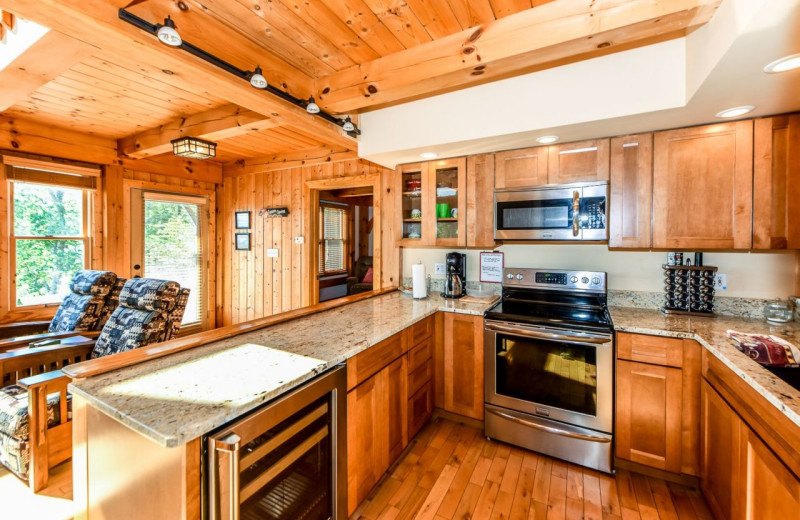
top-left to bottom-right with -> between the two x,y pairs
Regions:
342,116 -> 355,132
306,96 -> 320,114
157,16 -> 182,47
250,66 -> 268,89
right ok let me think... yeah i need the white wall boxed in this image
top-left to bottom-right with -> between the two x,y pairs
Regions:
403,246 -> 798,299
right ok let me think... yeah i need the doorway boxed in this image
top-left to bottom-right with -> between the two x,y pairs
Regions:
130,189 -> 210,331
317,187 -> 374,302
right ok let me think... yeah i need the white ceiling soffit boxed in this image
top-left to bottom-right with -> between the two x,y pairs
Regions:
0,17 -> 49,71
359,0 -> 800,168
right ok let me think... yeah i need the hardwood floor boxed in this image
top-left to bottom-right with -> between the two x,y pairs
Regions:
0,460 -> 73,520
350,417 -> 714,520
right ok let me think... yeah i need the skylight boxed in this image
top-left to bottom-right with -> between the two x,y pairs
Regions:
0,15 -> 49,72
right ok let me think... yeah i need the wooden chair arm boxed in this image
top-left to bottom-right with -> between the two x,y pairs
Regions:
18,369 -> 70,390
0,341 -> 95,387
0,321 -> 51,340
0,331 -> 101,354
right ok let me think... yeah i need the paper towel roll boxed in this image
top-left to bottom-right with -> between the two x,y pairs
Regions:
412,263 -> 427,299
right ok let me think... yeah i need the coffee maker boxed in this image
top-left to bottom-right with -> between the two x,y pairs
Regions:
442,252 -> 467,299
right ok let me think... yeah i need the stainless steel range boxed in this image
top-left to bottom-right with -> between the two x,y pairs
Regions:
484,268 -> 614,473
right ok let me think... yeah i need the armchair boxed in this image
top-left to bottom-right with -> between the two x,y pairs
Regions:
0,278 -> 184,491
347,255 -> 374,295
0,271 -> 123,353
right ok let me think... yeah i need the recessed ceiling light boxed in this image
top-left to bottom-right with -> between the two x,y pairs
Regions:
420,152 -> 439,159
536,136 -> 559,144
715,106 -> 755,118
764,54 -> 800,73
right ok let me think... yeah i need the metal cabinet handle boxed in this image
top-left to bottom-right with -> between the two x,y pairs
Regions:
572,190 -> 580,237
214,433 -> 241,520
487,408 -> 611,443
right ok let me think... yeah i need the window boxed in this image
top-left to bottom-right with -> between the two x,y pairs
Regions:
11,180 -> 90,307
319,204 -> 348,276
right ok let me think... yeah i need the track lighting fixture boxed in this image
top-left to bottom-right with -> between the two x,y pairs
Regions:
249,66 -> 267,89
118,8 -> 361,137
156,16 -> 181,47
306,96 -> 320,114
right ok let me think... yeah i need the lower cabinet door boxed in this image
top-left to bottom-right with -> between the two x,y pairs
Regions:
701,380 -> 741,520
442,313 -> 484,420
347,371 -> 387,515
408,379 -> 434,440
616,360 -> 682,472
386,356 -> 408,463
737,422 -> 800,520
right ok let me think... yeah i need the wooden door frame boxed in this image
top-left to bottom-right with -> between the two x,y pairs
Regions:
304,175 -> 381,306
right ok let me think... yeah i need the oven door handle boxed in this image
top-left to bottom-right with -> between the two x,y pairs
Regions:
487,408 -> 611,443
485,322 -> 611,345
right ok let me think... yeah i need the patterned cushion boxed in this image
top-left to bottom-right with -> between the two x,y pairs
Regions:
48,270 -> 118,333
118,279 -> 180,312
95,277 -> 127,331
0,386 -> 71,481
90,307 -> 167,359
165,288 -> 191,341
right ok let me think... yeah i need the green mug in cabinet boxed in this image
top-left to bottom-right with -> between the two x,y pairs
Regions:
436,203 -> 450,218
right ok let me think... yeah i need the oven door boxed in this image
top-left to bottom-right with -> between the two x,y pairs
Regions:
494,183 -> 608,241
484,320 -> 613,433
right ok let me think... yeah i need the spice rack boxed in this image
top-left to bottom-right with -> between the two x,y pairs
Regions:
661,264 -> 718,317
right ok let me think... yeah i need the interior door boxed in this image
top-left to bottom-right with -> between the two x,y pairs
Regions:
131,190 -> 209,331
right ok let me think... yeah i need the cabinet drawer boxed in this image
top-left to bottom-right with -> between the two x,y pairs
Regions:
408,357 -> 432,397
408,337 -> 433,373
347,332 -> 405,391
409,316 -> 434,347
408,380 -> 433,439
617,332 -> 683,368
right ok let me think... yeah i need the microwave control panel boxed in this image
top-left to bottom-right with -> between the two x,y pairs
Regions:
579,197 -> 606,230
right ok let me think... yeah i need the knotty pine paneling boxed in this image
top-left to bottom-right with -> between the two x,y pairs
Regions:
218,158 -> 399,326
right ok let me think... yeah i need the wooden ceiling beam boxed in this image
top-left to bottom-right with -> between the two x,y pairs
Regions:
118,104 -> 279,159
316,0 -> 721,113
223,146 -> 358,177
0,30 -> 98,112
1,0 -> 355,150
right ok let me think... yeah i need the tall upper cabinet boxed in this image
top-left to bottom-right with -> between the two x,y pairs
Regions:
609,133 -> 653,248
652,121 -> 753,250
494,139 -> 610,189
753,114 -> 800,249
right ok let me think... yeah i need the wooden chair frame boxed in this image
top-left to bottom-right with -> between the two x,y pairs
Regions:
0,330 -> 101,354
0,321 -> 51,340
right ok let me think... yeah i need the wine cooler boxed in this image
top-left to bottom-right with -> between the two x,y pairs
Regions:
206,366 -> 346,520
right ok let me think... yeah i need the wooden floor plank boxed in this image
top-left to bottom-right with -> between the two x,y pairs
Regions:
566,464 -> 584,501
547,475 -> 567,520
583,472 -> 604,520
509,465 -> 536,520
598,472 -> 622,516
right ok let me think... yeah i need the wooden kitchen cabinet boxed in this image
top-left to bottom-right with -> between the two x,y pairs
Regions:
347,372 -> 387,514
753,114 -> 800,249
609,133 -> 653,248
438,313 -> 484,420
615,333 -> 702,476
466,153 -> 497,248
653,120 -> 754,249
494,145 -> 548,189
386,356 -> 408,462
701,379 -> 741,520
547,138 -> 610,184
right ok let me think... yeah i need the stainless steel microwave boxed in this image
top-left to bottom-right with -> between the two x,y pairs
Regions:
494,182 -> 608,241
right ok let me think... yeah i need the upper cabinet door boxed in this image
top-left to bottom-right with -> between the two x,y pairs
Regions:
428,158 -> 467,247
466,154 -> 497,249
753,115 -> 800,249
494,146 -> 548,189
653,121 -> 753,250
547,138 -> 610,185
398,162 -> 430,247
609,134 -> 653,248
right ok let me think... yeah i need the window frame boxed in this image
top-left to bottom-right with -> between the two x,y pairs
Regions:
318,202 -> 349,277
8,177 -> 93,311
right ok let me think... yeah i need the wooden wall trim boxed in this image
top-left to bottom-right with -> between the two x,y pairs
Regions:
62,286 -> 397,380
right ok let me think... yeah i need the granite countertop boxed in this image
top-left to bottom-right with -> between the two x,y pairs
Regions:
68,292 -> 498,447
609,307 -> 800,429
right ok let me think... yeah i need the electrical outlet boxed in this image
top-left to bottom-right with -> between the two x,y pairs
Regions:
294,236 -> 304,244
434,263 -> 446,275
267,249 -> 279,258
714,273 -> 727,290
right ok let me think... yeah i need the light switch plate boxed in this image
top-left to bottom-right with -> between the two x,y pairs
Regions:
267,249 -> 279,258
714,273 -> 727,290
434,263 -> 446,275
294,236 -> 304,244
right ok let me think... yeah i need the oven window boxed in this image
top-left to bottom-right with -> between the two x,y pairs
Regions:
497,199 -> 571,230
495,335 -> 597,416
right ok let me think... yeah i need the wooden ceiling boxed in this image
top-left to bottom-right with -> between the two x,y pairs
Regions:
0,0 -> 721,166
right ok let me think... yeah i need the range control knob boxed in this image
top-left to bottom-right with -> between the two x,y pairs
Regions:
581,276 -> 590,284
592,276 -> 601,285
516,274 -> 524,280
506,273 -> 514,279
569,276 -> 578,283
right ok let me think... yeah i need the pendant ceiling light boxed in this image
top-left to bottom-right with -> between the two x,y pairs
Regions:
249,65 -> 267,89
156,16 -> 181,47
171,137 -> 217,160
306,96 -> 320,114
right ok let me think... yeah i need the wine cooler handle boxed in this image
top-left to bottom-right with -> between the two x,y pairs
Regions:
214,433 -> 241,520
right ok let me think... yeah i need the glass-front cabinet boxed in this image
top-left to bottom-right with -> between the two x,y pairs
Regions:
397,158 -> 466,247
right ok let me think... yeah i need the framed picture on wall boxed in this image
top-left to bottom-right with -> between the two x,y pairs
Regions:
235,211 -> 251,229
235,233 -> 251,251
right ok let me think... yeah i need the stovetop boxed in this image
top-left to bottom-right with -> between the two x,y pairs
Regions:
484,268 -> 613,333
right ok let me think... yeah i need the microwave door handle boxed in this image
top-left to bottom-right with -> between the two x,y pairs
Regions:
572,190 -> 580,237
